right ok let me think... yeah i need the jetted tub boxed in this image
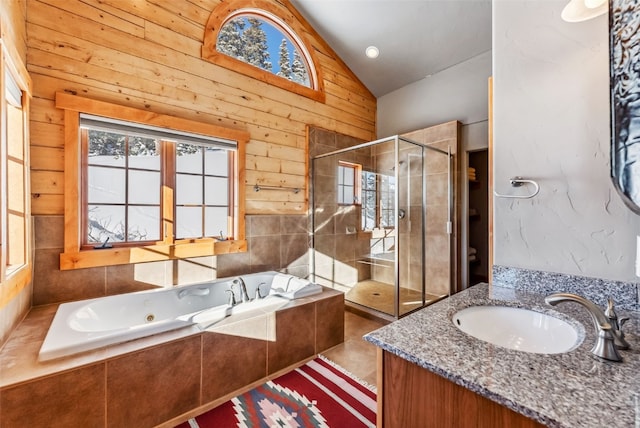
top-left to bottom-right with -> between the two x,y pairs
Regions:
39,271 -> 322,361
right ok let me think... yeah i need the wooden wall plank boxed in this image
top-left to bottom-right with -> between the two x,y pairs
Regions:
39,0 -> 145,38
27,0 -> 376,216
30,121 -> 64,148
31,170 -> 64,194
97,0 -> 205,41
30,146 -> 64,171
26,22 -> 375,136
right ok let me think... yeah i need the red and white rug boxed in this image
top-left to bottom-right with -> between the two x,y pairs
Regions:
176,355 -> 377,428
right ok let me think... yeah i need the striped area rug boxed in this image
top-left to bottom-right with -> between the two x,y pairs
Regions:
176,355 -> 376,428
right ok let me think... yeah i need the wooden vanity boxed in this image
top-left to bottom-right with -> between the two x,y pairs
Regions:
377,349 -> 544,428
364,282 -> 640,428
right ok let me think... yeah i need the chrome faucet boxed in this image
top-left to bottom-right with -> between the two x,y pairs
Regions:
177,287 -> 210,299
225,289 -> 237,306
545,293 -> 627,362
254,282 -> 267,300
232,277 -> 250,303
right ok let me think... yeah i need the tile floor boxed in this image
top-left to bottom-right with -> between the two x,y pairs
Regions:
321,310 -> 388,386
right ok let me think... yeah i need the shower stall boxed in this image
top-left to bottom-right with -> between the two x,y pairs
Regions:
311,135 -> 452,319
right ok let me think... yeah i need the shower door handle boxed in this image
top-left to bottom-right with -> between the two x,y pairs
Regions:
398,209 -> 406,219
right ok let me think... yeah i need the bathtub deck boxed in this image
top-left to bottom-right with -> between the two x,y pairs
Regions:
0,288 -> 344,427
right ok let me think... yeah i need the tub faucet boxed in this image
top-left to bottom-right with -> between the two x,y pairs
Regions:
225,289 -> 237,306
178,287 -> 210,299
255,282 -> 267,300
232,278 -> 250,303
545,293 -> 625,362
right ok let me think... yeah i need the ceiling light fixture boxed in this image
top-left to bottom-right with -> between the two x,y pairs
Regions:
365,46 -> 379,59
561,0 -> 608,22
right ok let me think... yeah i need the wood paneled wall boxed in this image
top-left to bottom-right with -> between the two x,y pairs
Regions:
26,0 -> 377,216
0,0 -> 27,63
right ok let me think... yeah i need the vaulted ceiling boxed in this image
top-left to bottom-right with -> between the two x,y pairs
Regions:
290,0 -> 493,98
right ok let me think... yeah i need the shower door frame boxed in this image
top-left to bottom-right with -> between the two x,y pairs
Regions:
311,135 -> 452,319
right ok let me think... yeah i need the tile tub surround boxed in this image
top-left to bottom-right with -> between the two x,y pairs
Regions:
0,289 -> 344,427
31,214 -> 309,306
364,283 -> 640,427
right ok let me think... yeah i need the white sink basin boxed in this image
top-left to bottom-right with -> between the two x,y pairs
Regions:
452,306 -> 580,354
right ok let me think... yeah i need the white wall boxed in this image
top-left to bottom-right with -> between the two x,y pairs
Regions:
377,50 -> 492,138
493,0 -> 640,282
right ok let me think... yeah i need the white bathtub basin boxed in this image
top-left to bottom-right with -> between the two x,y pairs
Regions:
38,272 -> 316,361
452,306 -> 580,354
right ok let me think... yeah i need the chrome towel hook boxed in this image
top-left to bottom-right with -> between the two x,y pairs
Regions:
493,177 -> 540,199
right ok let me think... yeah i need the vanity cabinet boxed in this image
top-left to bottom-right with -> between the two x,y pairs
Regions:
377,349 -> 544,428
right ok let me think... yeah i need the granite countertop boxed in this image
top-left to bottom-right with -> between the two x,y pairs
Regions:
364,283 -> 640,427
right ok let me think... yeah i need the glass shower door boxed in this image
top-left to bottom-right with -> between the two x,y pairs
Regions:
396,140 -> 425,316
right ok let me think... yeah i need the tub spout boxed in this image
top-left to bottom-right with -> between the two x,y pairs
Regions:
545,293 -> 622,362
178,287 -> 210,299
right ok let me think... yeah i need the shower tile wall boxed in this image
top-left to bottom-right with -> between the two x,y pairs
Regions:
308,127 -> 370,290
31,214 -> 309,306
403,121 -> 460,297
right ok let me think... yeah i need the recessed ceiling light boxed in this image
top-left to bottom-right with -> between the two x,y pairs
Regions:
365,46 -> 379,59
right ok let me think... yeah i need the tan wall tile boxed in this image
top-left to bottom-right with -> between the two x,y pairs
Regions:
267,303 -> 315,373
201,331 -> 267,403
106,336 -> 201,427
33,248 -> 106,305
34,215 -> 64,249
315,294 -> 344,352
1,364 -> 106,427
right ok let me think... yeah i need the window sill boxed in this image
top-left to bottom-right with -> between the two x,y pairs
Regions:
59,240 -> 248,271
1,264 -> 32,308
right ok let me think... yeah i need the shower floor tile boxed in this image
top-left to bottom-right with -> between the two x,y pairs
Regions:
345,280 -> 444,316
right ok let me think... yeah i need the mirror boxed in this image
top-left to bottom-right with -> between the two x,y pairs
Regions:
610,0 -> 640,214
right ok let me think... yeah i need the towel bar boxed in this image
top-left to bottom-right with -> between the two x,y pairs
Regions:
493,177 -> 540,199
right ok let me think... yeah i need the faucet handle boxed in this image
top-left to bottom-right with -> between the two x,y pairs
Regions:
225,289 -> 237,306
605,297 -> 631,350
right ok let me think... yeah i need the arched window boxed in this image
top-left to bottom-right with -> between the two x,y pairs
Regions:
203,0 -> 324,102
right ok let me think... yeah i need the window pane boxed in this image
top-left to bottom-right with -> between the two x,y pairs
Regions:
205,207 -> 228,238
363,206 -> 376,230
88,130 -> 126,167
129,170 -> 160,205
7,212 -> 25,267
343,166 -> 354,184
6,91 -> 26,270
205,177 -> 228,205
176,207 -> 202,239
87,205 -> 126,243
88,166 -> 126,204
216,16 -> 312,88
128,206 -> 160,241
176,144 -> 202,174
205,148 -> 228,176
128,137 -> 159,170
176,174 -> 203,205
343,186 -> 354,205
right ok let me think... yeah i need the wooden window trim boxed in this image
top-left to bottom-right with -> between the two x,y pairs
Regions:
0,42 -> 32,308
56,92 -> 249,270
202,0 -> 325,103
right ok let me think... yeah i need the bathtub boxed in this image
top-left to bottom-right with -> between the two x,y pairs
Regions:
39,271 -> 320,361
